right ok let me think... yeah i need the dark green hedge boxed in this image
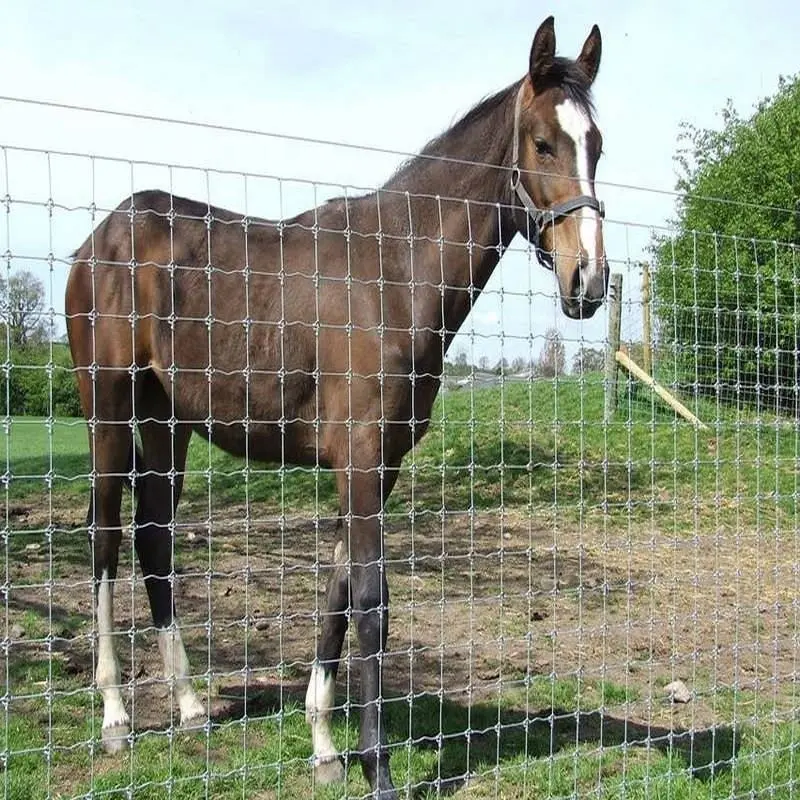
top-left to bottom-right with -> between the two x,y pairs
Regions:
651,75 -> 800,412
0,343 -> 82,417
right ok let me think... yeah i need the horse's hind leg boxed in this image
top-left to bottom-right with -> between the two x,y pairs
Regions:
82,379 -> 135,752
134,385 -> 205,728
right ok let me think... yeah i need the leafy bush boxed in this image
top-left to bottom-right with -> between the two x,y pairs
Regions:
0,343 -> 82,417
651,75 -> 800,412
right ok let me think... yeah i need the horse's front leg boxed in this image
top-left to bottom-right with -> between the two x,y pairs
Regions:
306,518 -> 350,784
346,469 -> 396,798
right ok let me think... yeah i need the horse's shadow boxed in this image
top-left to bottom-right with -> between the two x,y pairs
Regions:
212,682 -> 738,796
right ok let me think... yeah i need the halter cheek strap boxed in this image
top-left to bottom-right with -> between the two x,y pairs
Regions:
510,83 -> 605,269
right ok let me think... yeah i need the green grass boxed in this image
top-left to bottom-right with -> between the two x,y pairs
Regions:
2,658 -> 799,799
4,377 -> 800,797
0,417 -> 89,498
4,374 -> 797,530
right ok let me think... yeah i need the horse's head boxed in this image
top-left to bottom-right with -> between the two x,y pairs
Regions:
510,16 -> 608,320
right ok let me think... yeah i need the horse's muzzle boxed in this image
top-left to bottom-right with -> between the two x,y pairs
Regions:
561,257 -> 608,319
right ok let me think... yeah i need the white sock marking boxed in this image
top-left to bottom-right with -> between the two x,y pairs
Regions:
158,625 -> 205,725
305,663 -> 339,764
96,569 -> 129,731
555,99 -> 602,280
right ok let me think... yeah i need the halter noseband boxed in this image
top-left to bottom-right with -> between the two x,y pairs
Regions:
510,83 -> 605,268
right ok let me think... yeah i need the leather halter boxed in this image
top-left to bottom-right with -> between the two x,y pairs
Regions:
509,83 -> 605,269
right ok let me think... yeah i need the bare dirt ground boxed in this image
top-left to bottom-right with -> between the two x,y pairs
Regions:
8,494 -> 800,742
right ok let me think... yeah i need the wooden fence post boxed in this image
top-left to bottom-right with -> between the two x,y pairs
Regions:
641,261 -> 653,377
605,272 -> 623,422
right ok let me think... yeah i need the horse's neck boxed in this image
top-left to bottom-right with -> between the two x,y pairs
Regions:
379,92 -> 519,362
434,193 -> 512,352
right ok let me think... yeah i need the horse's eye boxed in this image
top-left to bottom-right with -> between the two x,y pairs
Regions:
534,138 -> 552,156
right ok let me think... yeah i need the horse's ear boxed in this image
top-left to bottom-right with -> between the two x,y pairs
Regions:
529,16 -> 556,91
577,24 -> 602,85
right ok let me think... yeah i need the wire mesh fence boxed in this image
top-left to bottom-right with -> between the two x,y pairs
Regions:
1,105 -> 799,800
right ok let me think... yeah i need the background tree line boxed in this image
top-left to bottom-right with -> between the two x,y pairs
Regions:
444,327 -> 605,378
0,270 -> 80,417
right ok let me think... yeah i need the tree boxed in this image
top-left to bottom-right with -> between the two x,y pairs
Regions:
493,357 -> 509,374
444,346 -> 472,377
510,356 -> 527,374
571,346 -> 605,374
0,271 -> 50,347
650,75 -> 800,410
478,355 -> 489,371
537,328 -> 565,378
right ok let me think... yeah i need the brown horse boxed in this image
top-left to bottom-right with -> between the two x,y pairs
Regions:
65,16 -> 606,798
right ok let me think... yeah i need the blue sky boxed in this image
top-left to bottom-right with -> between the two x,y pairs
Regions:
2,1 -> 798,365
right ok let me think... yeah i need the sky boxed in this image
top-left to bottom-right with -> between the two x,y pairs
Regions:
2,0 -> 799,367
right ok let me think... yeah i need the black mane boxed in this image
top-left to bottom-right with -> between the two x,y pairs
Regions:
382,82 -> 519,191
384,57 -> 595,190
419,55 -> 595,161
419,82 -> 519,159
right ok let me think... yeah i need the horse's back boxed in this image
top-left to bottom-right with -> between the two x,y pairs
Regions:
66,190 -> 334,461
65,188 -> 430,466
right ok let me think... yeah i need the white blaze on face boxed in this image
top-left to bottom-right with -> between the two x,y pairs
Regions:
555,99 -> 602,279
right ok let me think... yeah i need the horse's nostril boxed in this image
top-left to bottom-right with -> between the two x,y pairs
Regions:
570,266 -> 582,300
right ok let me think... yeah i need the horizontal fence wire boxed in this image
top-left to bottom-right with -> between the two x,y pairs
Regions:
0,106 -> 799,800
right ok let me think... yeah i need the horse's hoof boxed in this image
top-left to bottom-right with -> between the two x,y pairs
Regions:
314,756 -> 346,785
101,723 -> 130,754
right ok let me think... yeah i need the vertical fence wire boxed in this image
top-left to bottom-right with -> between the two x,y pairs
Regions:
2,147 -> 11,800
0,139 -> 798,800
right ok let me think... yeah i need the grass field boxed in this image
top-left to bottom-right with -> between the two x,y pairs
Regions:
4,373 -> 798,522
3,374 -> 800,798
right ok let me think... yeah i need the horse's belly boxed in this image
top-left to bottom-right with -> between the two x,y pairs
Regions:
178,365 -> 322,466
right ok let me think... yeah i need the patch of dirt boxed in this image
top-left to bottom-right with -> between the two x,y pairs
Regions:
7,496 -> 798,741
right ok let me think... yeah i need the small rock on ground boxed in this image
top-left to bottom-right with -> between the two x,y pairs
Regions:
664,680 -> 692,704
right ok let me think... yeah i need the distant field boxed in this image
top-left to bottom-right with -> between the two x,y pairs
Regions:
3,374 -> 798,528
3,375 -> 800,798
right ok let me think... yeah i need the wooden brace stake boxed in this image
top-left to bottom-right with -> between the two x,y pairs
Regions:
615,350 -> 709,431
